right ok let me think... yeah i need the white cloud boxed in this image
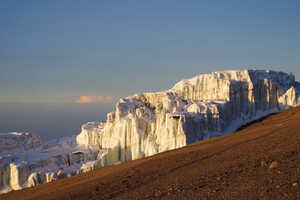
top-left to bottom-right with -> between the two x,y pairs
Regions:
75,95 -> 113,103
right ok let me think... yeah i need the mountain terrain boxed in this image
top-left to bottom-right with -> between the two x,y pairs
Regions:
1,69 -> 300,194
2,105 -> 300,199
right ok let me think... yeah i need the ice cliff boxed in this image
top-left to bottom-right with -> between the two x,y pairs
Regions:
1,69 -> 300,193
76,70 -> 300,163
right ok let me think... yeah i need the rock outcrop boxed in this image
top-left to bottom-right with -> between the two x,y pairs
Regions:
1,69 -> 300,193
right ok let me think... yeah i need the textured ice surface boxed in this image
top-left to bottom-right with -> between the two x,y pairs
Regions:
76,70 -> 300,162
0,133 -> 108,193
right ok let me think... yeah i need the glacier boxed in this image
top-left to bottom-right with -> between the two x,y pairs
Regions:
0,133 -> 109,193
1,69 -> 300,193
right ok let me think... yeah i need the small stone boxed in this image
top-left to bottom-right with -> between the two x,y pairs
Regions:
269,161 -> 278,169
154,190 -> 161,196
266,188 -> 273,193
261,161 -> 267,167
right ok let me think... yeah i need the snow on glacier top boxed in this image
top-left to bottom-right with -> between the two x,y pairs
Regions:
171,69 -> 295,93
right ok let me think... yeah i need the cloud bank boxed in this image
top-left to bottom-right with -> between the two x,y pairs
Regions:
75,95 -> 113,103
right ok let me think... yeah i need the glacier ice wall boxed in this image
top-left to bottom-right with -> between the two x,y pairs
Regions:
76,70 -> 300,163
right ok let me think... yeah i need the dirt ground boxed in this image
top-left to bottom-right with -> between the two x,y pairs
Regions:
2,106 -> 300,200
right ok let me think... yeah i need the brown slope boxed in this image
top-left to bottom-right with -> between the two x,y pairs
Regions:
2,106 -> 300,200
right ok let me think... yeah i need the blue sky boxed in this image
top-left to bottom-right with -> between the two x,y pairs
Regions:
1,0 -> 300,104
1,1 -> 300,139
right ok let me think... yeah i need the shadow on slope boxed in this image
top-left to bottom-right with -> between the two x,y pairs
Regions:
235,112 -> 278,132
